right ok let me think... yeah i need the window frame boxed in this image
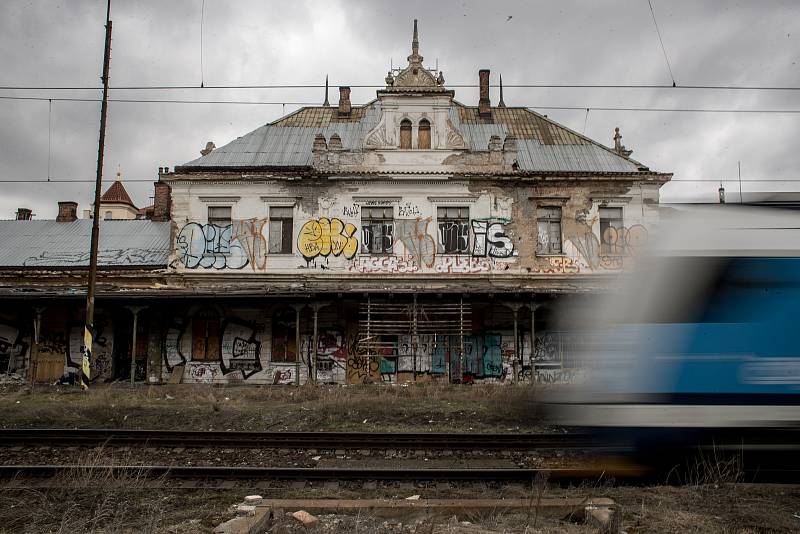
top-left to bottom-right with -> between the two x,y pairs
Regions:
207,205 -> 232,226
271,308 -> 297,363
418,118 -> 431,149
599,206 -> 625,256
536,206 -> 563,255
268,206 -> 294,255
436,206 -> 470,254
361,206 -> 395,255
399,119 -> 412,149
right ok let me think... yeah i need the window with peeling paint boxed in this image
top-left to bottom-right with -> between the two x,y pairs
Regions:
191,317 -> 221,361
268,206 -> 293,254
437,206 -> 470,254
536,206 -> 562,255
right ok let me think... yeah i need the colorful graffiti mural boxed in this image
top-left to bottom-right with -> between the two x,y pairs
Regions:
298,218 -> 358,260
175,222 -> 250,270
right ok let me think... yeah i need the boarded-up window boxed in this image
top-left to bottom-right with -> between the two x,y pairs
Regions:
399,119 -> 412,149
536,207 -> 562,255
192,318 -> 220,361
361,207 -> 394,254
418,119 -> 431,149
268,206 -> 293,254
437,206 -> 470,253
271,308 -> 296,362
600,207 -> 624,255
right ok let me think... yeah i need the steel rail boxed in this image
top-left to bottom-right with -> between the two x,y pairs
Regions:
0,465 -> 645,483
0,429 -> 594,450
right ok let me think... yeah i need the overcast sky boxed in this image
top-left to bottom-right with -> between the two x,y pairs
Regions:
1,0 -> 798,218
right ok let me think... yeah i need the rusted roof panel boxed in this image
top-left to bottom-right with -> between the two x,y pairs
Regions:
182,101 -> 642,173
0,220 -> 170,268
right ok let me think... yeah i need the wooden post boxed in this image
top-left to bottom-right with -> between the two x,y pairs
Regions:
126,306 -> 146,387
291,304 -> 303,386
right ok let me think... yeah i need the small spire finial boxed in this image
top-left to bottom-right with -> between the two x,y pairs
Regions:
412,19 -> 419,56
323,75 -> 330,107
498,74 -> 506,107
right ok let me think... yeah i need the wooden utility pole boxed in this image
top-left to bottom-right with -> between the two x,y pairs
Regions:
82,0 -> 112,390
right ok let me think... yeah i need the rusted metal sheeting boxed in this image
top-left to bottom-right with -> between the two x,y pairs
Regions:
0,220 -> 170,268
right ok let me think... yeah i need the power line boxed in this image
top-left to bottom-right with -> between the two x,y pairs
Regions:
1,83 -> 799,91
4,178 -> 800,184
0,95 -> 798,113
647,0 -> 677,87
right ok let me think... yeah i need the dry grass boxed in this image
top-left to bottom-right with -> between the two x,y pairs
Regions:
0,382 -> 546,433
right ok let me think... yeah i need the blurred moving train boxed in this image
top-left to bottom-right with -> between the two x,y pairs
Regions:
547,206 -> 800,464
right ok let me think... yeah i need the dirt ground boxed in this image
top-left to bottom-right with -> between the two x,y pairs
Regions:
1,478 -> 798,533
0,382 -> 546,433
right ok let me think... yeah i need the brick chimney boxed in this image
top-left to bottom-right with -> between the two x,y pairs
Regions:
56,201 -> 78,222
338,86 -> 351,117
151,181 -> 171,222
15,208 -> 32,221
478,69 -> 491,118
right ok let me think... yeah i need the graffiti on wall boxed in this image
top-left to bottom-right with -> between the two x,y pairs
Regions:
568,210 -> 648,271
471,219 -> 515,258
0,323 -> 28,371
531,257 -> 581,274
298,218 -> 358,261
163,315 -> 264,380
175,223 -> 250,270
395,218 -> 436,268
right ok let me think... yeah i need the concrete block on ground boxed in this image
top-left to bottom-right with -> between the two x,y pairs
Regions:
291,510 -> 320,528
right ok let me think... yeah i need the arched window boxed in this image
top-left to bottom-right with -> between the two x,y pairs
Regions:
418,119 -> 431,149
399,119 -> 412,149
104,211 -> 113,220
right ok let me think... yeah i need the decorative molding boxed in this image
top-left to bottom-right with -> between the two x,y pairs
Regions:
352,196 -> 402,203
199,196 -> 241,203
528,196 -> 569,205
590,195 -> 633,205
260,196 -> 301,205
427,196 -> 478,204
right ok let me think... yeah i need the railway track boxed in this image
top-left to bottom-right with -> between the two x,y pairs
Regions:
0,428 -> 595,450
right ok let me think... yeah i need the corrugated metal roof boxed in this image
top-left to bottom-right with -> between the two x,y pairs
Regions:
0,220 -> 171,268
182,103 -> 382,168
181,100 -> 642,173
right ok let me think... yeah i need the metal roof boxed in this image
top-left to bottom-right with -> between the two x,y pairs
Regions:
180,101 -> 644,173
0,220 -> 171,269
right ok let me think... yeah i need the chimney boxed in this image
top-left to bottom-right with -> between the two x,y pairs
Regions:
478,69 -> 491,118
151,181 -> 171,222
56,201 -> 78,222
338,86 -> 351,116
15,208 -> 32,221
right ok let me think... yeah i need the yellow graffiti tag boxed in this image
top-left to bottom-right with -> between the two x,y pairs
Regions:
298,218 -> 358,260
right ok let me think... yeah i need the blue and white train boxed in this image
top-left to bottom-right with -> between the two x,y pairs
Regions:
547,205 -> 800,460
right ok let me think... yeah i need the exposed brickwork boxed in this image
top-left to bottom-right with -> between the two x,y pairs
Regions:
151,182 -> 171,222
56,201 -> 78,222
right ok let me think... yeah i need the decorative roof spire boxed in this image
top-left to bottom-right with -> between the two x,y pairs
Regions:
323,75 -> 330,107
412,19 -> 419,56
407,19 -> 423,64
498,74 -> 506,107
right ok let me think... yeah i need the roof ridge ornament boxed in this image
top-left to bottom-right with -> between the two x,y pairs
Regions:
384,19 -> 446,91
613,127 -> 633,158
323,75 -> 330,107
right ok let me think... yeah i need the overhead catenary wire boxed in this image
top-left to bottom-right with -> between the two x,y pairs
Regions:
647,0 -> 677,87
0,95 -> 798,114
4,178 -> 800,184
0,83 -> 799,91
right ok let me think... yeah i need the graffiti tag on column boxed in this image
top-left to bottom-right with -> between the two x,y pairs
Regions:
298,217 -> 358,260
471,219 -> 515,258
175,223 -> 249,270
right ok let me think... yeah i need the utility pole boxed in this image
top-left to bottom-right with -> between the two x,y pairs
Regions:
82,0 -> 112,390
